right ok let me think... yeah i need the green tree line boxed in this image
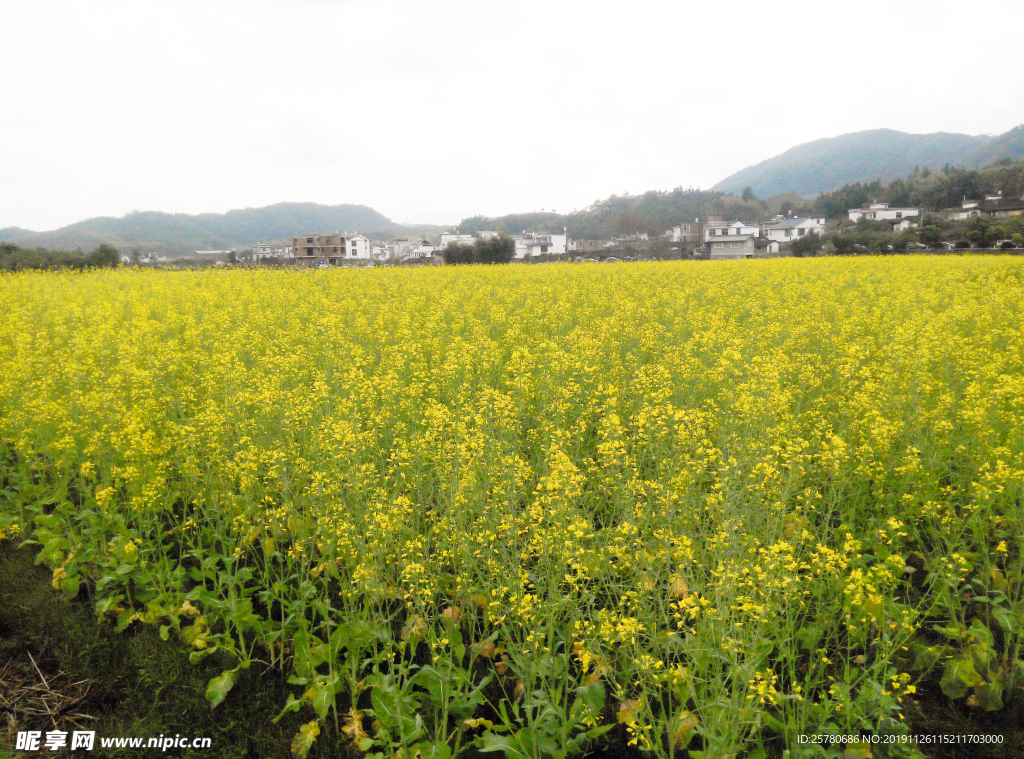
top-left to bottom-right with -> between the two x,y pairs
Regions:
0,243 -> 120,272
811,159 -> 1024,217
443,234 -> 516,265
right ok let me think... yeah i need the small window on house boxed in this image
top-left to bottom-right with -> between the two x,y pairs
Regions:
307,238 -> 313,243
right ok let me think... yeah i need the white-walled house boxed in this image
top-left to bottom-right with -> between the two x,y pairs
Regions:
948,194 -> 1018,220
512,232 -> 567,259
440,233 -> 476,249
407,240 -> 436,259
347,233 -> 371,259
890,218 -> 919,232
704,220 -> 759,242
762,217 -> 826,243
847,203 -> 921,222
252,242 -> 294,263
439,231 -> 502,249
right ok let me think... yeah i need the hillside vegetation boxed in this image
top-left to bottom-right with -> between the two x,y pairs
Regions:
712,125 -> 1024,197
0,202 -> 398,257
456,189 -> 807,240
806,158 -> 1024,218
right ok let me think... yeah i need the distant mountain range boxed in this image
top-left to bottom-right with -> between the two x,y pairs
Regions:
712,125 -> 1024,197
5,124 -> 1024,254
0,203 -> 402,257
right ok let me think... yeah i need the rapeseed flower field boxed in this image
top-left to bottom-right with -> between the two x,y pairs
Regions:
1,258 -> 1022,758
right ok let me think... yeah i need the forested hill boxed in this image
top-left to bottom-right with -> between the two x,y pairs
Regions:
809,157 -> 1024,218
0,202 -> 396,257
456,189 -> 808,240
712,125 -> 1024,197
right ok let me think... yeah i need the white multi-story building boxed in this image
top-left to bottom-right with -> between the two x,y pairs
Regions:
847,203 -> 920,222
407,240 -> 436,259
512,232 -> 567,259
703,220 -> 759,242
440,233 -> 476,249
347,233 -> 371,259
761,217 -> 826,243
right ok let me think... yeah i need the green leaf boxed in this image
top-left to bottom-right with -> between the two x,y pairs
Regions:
796,623 -> 825,652
357,737 -> 375,752
206,670 -> 236,709
159,625 -> 171,641
370,682 -> 421,738
412,666 -> 452,710
569,682 -> 605,725
409,740 -> 452,759
940,657 -> 983,699
273,694 -> 302,724
974,682 -> 1004,712
303,679 -> 336,721
911,645 -> 941,672
60,574 -> 81,599
992,606 -> 1019,634
189,646 -> 218,664
114,610 -> 136,633
969,618 -> 995,647
477,731 -> 531,759
290,720 -> 320,759
585,724 -> 615,740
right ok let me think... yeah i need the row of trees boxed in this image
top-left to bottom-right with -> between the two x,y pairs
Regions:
0,243 -> 120,272
443,234 -> 516,265
784,218 -> 1024,258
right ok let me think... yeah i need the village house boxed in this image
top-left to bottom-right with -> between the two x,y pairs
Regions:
948,195 -> 1002,220
705,235 -> 756,259
512,232 -> 568,258
950,193 -> 1024,220
761,216 -> 826,243
252,242 -> 294,264
406,240 -> 437,259
665,221 -> 705,245
847,202 -> 920,223
347,233 -> 371,258
980,196 -> 1024,219
439,232 -> 476,249
439,231 -> 501,249
890,218 -> 919,232
704,219 -> 759,241
577,240 -> 609,253
193,250 -> 237,263
291,233 -> 371,268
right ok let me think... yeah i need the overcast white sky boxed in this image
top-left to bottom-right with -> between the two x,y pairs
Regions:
2,0 -> 1022,231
